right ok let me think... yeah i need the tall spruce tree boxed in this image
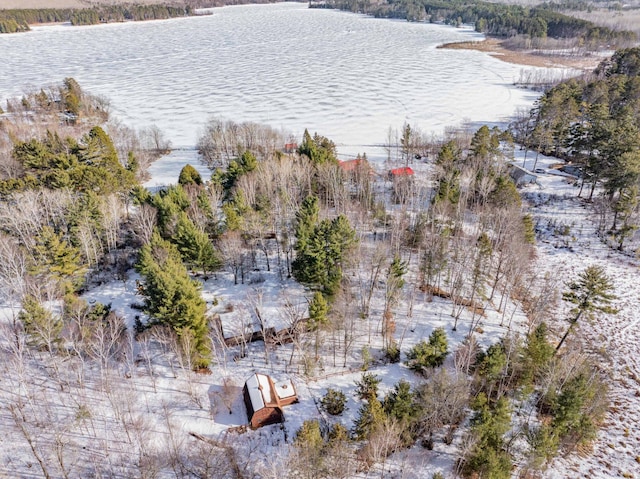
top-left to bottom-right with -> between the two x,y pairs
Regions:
292,196 -> 356,295
136,231 -> 210,369
178,164 -> 203,186
173,212 -> 220,275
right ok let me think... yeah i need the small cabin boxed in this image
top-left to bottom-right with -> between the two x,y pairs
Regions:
243,373 -> 298,429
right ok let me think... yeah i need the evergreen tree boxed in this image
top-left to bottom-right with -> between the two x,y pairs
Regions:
173,212 -> 220,275
19,295 -> 62,352
30,226 -> 86,294
308,291 -> 329,360
475,342 -> 507,398
178,164 -> 203,186
522,214 -> 536,244
406,327 -> 449,373
556,265 -> 617,351
298,129 -> 338,165
77,126 -> 135,194
294,419 -> 325,477
352,394 -> 385,440
470,125 -> 501,161
62,77 -> 82,116
292,197 -> 356,295
321,388 -> 347,415
523,322 -> 555,385
136,231 -> 210,369
547,369 -> 607,451
292,195 -> 320,264
295,419 -> 324,449
612,184 -> 639,250
383,379 -> 418,444
462,393 -> 513,479
355,372 -> 381,401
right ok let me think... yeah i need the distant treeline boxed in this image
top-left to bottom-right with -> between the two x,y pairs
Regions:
316,0 -> 636,47
0,0 -> 299,34
0,4 -> 193,33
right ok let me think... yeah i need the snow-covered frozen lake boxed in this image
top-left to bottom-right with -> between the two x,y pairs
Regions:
0,2 -> 545,156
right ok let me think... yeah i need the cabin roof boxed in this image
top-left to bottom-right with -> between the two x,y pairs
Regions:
339,158 -> 370,172
245,373 -> 273,411
244,373 -> 297,413
390,166 -> 414,176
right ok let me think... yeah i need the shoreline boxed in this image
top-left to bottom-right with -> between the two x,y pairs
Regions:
439,37 -> 603,71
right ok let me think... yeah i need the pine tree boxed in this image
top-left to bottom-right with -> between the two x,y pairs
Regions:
292,197 -> 356,295
406,327 -> 449,373
77,126 -> 135,194
355,372 -> 381,400
173,212 -> 220,275
292,195 -> 319,274
308,291 -> 329,360
383,379 -> 419,445
353,394 -> 386,440
383,379 -> 415,423
523,322 -> 555,385
293,419 -> 326,477
136,231 -> 210,369
321,388 -> 347,415
463,393 -> 513,479
19,295 -> 62,352
556,265 -> 617,351
178,164 -> 202,186
298,128 -> 339,165
470,125 -> 500,161
522,214 -> 536,244
30,226 -> 86,294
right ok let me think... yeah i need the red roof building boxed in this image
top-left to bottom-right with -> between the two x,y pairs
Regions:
389,166 -> 414,177
283,143 -> 298,154
339,158 -> 369,172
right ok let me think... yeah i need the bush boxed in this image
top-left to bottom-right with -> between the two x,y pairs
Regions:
321,388 -> 347,415
406,327 -> 448,373
384,341 -> 401,363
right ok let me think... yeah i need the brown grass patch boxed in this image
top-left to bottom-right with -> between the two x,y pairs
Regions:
439,37 -> 602,71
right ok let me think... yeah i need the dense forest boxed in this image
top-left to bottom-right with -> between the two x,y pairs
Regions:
316,0 -> 636,48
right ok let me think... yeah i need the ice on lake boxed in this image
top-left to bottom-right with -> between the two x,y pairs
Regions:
0,2 -> 551,158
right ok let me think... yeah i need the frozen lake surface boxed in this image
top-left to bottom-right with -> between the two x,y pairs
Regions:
0,2 -> 544,159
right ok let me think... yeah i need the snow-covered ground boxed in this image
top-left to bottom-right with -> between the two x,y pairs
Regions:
514,150 -> 640,479
2,146 -> 638,476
